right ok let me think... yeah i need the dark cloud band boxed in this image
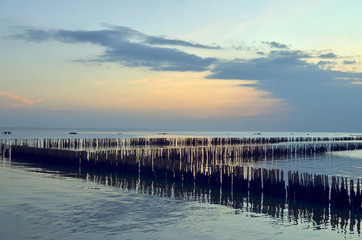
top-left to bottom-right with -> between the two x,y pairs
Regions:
12,26 -> 217,72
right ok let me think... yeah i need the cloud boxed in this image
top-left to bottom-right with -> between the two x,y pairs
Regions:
12,26 -> 217,72
343,60 -> 356,65
9,26 -> 362,130
207,49 -> 360,86
319,52 -> 338,59
0,92 -> 42,108
208,50 -> 315,82
207,48 -> 362,128
317,60 -> 335,70
145,36 -> 220,49
317,60 -> 333,66
263,41 -> 289,49
101,43 -> 215,71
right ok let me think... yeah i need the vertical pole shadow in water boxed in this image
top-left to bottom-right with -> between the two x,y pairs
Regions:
8,156 -> 362,237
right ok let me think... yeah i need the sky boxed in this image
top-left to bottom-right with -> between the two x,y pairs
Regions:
1,0 -> 362,131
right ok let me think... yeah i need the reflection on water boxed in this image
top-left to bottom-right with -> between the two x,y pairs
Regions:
2,156 -> 360,239
74,168 -> 362,237
3,139 -> 362,212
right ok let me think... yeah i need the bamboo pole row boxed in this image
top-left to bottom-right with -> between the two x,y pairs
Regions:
2,136 -> 362,149
331,177 -> 362,211
7,144 -> 362,212
287,171 -> 329,205
3,141 -> 362,164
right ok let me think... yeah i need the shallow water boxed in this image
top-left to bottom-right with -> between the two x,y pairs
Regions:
1,156 -> 361,240
1,128 -> 362,239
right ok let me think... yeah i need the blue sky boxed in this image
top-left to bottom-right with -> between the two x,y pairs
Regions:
1,0 -> 362,131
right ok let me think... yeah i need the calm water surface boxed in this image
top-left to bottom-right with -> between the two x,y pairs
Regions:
1,128 -> 362,239
0,156 -> 360,240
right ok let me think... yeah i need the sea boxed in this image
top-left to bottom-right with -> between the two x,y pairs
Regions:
1,127 -> 362,240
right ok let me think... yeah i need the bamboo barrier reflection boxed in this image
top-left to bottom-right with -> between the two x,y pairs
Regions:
78,168 -> 361,235
3,140 -> 361,212
9,155 -> 360,236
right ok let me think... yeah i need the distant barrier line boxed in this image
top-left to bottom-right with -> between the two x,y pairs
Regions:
1,136 -> 362,149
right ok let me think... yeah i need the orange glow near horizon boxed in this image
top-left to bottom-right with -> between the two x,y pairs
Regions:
0,92 -> 43,109
86,71 -> 288,118
3,71 -> 288,118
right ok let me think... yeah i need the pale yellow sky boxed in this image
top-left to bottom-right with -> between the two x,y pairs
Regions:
16,70 -> 285,118
89,71 -> 286,118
